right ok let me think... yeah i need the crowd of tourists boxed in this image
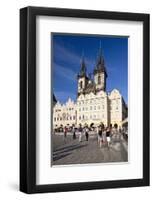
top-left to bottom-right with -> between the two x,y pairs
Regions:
54,123 -> 128,148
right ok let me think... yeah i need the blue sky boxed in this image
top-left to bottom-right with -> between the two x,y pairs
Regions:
52,33 -> 128,104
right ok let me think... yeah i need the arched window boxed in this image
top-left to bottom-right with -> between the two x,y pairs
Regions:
98,75 -> 101,84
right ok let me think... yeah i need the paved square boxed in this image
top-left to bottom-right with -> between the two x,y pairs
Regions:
52,133 -> 128,166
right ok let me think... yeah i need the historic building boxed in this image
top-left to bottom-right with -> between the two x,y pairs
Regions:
53,98 -> 77,128
53,46 -> 128,128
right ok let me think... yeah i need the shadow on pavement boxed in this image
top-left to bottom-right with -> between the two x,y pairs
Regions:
53,152 -> 72,161
53,143 -> 88,161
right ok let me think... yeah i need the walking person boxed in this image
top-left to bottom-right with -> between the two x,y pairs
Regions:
97,125 -> 101,145
85,125 -> 89,141
113,123 -> 120,141
97,125 -> 103,148
72,124 -> 76,140
102,128 -> 107,148
106,127 -> 111,148
63,126 -> 67,141
78,124 -> 83,142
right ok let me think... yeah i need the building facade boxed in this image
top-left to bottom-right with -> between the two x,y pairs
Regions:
53,98 -> 77,128
53,47 -> 127,128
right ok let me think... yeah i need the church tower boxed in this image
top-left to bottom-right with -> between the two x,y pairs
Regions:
94,45 -> 107,91
77,55 -> 88,96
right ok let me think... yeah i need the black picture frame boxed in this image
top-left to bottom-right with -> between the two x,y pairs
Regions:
20,6 -> 150,194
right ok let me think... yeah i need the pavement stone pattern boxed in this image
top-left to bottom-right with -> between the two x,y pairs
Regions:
52,133 -> 128,166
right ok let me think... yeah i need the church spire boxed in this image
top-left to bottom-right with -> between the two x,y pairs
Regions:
78,51 -> 87,77
94,41 -> 107,77
96,41 -> 104,67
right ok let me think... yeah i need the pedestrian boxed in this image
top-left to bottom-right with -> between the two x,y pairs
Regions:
85,125 -> 89,141
72,124 -> 76,140
102,128 -> 107,148
97,125 -> 101,144
106,127 -> 111,148
63,126 -> 67,141
114,123 -> 118,133
78,124 -> 83,142
97,125 -> 103,148
113,123 -> 120,141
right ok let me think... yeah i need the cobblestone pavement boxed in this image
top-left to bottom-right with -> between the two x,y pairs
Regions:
52,133 -> 128,166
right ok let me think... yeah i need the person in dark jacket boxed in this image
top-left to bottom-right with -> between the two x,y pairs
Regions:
85,125 -> 89,141
78,124 -> 83,142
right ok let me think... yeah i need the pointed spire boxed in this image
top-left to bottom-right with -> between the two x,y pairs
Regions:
94,41 -> 107,77
97,40 -> 104,66
78,50 -> 87,77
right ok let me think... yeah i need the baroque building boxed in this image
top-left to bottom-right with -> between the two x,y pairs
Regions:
53,46 -> 127,128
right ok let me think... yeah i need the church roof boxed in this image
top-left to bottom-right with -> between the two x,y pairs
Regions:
78,55 -> 87,78
94,46 -> 107,77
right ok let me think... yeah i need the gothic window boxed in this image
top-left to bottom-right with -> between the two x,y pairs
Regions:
98,75 -> 101,84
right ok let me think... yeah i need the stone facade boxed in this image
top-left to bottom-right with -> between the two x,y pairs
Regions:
53,98 -> 77,128
77,90 -> 109,126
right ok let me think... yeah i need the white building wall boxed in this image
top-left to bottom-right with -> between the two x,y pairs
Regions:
77,90 -> 108,126
53,89 -> 127,129
53,98 -> 77,128
109,89 -> 123,127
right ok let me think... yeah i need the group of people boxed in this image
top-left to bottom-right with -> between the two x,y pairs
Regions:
97,123 -> 115,148
54,123 -> 128,147
55,124 -> 90,142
